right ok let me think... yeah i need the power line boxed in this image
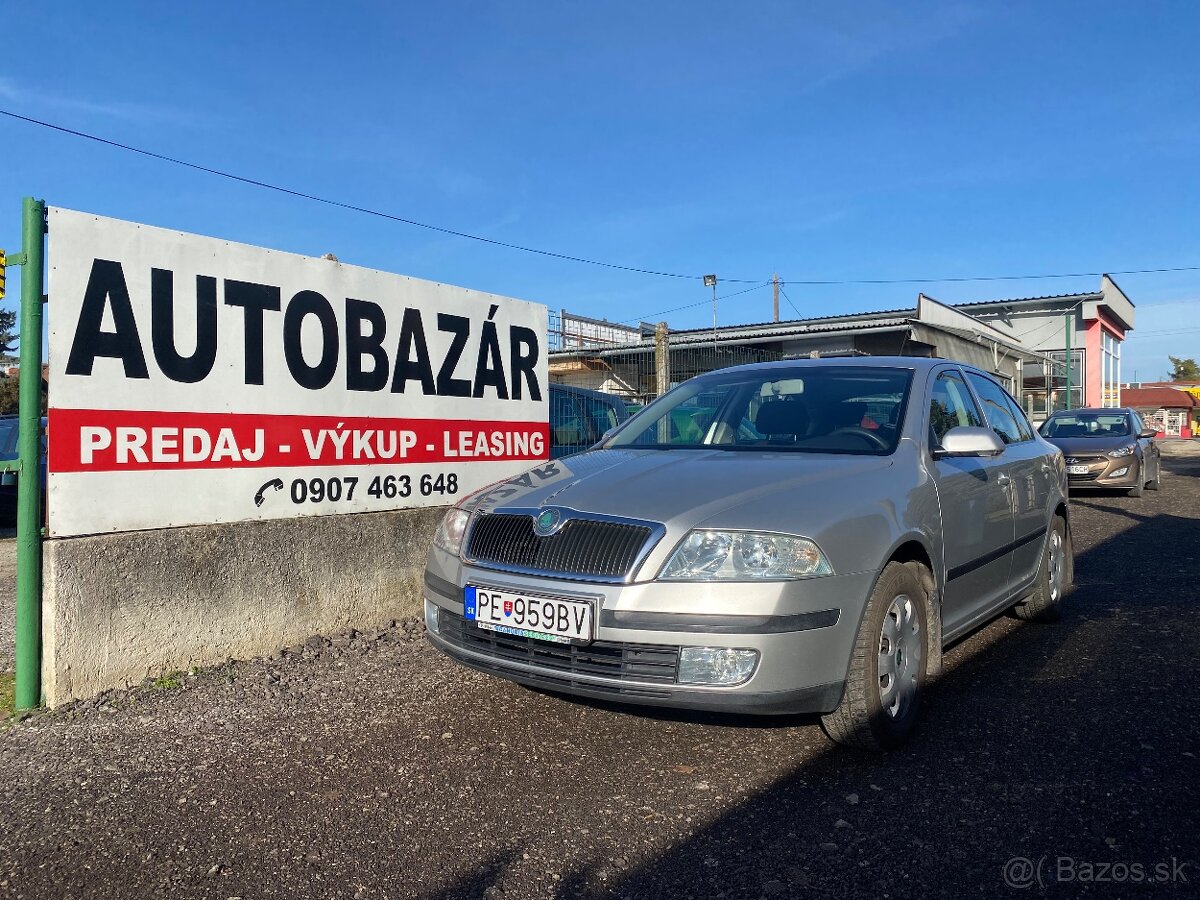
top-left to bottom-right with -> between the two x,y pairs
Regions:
1127,325 -> 1200,338
0,108 -> 760,284
621,281 -> 772,324
1004,300 -> 1200,345
779,286 -> 802,318
1005,299 -> 1089,344
780,267 -> 1200,286
5,107 -> 1200,289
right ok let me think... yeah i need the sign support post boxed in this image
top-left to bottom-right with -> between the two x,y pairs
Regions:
15,197 -> 46,710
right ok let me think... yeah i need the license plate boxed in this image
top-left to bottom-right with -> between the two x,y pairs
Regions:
1068,465 -> 1090,475
464,585 -> 592,644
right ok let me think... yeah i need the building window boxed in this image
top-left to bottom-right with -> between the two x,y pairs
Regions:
1101,331 -> 1121,407
1022,350 -> 1084,421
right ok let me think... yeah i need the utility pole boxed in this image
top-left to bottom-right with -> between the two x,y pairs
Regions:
772,273 -> 780,322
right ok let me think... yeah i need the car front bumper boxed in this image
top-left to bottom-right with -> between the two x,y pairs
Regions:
1066,456 -> 1140,489
422,546 -> 877,716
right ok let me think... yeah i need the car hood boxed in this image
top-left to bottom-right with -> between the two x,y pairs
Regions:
1043,435 -> 1135,456
468,448 -> 894,528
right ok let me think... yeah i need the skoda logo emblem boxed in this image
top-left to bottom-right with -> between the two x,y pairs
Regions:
533,508 -> 563,536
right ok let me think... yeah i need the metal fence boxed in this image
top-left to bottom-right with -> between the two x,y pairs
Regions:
548,311 -> 783,405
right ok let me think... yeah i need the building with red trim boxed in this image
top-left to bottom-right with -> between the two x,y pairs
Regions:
954,275 -> 1134,420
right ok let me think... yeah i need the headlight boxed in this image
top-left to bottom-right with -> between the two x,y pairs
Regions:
659,530 -> 832,581
433,508 -> 470,556
1108,445 -> 1136,458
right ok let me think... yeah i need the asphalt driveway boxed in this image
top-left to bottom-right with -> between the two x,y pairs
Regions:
0,448 -> 1197,899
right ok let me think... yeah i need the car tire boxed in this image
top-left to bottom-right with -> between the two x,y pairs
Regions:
1123,465 -> 1142,501
821,562 -> 929,752
1146,463 -> 1161,491
1013,516 -> 1070,623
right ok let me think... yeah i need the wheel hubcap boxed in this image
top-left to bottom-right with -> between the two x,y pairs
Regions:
879,594 -> 922,719
1047,530 -> 1064,602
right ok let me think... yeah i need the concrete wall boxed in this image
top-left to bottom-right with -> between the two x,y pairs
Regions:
41,505 -> 446,707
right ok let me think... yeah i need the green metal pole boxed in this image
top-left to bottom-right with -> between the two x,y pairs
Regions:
15,197 -> 46,710
1064,313 -> 1072,411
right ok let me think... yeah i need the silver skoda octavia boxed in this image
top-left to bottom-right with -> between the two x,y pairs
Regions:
424,357 -> 1072,750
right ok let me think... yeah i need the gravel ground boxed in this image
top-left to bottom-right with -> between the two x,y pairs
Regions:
0,450 -> 1198,899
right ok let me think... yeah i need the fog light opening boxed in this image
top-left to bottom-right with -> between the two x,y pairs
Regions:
677,647 -> 759,686
1110,467 -> 1129,478
424,599 -> 440,634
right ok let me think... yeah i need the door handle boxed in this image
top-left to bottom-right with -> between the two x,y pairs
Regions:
996,473 -> 1011,486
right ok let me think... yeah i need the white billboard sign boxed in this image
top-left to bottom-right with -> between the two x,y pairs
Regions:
46,208 -> 549,537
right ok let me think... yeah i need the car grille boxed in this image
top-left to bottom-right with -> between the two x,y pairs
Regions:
1065,455 -> 1105,465
465,513 -> 653,579
1069,471 -> 1101,481
438,610 -> 680,685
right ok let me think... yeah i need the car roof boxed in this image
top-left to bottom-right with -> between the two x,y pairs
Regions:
1045,407 -> 1133,415
692,356 -> 971,376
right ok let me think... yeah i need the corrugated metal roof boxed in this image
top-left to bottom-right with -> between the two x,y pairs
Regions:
668,306 -> 918,335
952,291 -> 1103,309
548,296 -> 1073,360
641,318 -> 913,351
546,317 -> 916,358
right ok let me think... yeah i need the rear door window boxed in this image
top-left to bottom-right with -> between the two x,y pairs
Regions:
999,391 -> 1035,442
928,371 -> 985,448
966,373 -> 1024,444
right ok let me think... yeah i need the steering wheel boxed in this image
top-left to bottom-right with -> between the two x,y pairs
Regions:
828,426 -> 889,450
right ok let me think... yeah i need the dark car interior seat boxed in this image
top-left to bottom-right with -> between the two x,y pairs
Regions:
835,401 -> 868,430
754,400 -> 811,443
1051,423 -> 1089,437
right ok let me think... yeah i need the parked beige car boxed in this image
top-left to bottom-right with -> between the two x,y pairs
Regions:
1039,407 -> 1162,497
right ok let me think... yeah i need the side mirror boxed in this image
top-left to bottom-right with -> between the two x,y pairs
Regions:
1138,428 -> 1157,439
934,426 -> 1006,458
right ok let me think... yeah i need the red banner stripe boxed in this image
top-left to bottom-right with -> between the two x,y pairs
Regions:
48,408 -> 550,473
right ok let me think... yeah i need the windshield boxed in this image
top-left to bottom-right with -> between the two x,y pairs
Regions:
1039,413 -> 1131,438
605,366 -> 912,455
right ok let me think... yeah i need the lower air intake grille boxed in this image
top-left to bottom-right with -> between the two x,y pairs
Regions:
438,610 -> 680,684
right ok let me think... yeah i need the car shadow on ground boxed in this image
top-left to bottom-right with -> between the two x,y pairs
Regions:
427,477 -> 1199,898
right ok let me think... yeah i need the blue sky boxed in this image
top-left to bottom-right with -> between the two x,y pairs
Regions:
1,1 -> 1197,380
